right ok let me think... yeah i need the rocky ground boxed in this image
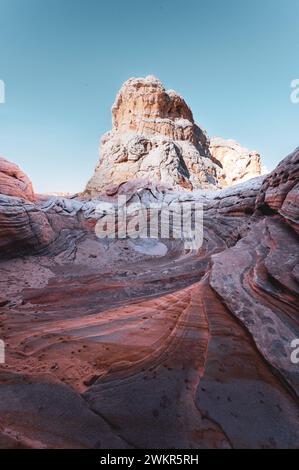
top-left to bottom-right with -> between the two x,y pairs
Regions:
0,76 -> 298,449
0,147 -> 298,449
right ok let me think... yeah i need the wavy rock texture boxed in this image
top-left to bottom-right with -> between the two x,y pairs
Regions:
210,148 -> 299,401
86,77 -> 263,194
0,157 -> 34,201
0,150 -> 298,449
256,147 -> 299,230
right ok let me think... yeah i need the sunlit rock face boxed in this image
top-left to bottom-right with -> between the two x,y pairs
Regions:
0,157 -> 35,201
209,137 -> 262,187
86,76 -> 219,195
86,76 -> 264,196
111,75 -> 201,143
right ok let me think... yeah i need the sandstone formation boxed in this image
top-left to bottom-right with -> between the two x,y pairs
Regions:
209,137 -> 262,187
0,196 -> 55,258
86,76 -> 263,195
0,160 -> 54,256
210,147 -> 299,400
0,157 -> 34,201
256,147 -> 299,229
0,146 -> 298,448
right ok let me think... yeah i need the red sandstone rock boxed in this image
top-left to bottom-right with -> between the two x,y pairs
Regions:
256,147 -> 299,231
0,147 -> 298,448
0,157 -> 34,201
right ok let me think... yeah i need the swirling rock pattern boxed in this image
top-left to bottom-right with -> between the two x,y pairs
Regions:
0,150 -> 298,448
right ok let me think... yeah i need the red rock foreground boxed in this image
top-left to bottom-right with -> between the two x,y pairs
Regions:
0,149 -> 298,448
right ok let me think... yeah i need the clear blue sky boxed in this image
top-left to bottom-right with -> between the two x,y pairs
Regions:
0,0 -> 298,193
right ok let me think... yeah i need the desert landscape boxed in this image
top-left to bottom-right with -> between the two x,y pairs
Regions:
0,76 -> 298,449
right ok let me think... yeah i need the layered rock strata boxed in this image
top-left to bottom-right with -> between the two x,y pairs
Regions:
0,148 -> 298,448
86,77 -> 263,195
0,157 -> 34,201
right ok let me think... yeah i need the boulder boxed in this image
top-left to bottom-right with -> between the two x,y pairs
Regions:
0,157 -> 34,201
209,137 -> 262,187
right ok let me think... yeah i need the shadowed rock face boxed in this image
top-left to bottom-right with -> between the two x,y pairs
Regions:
256,147 -> 299,231
0,160 -> 55,256
0,148 -> 298,448
85,77 -> 263,195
